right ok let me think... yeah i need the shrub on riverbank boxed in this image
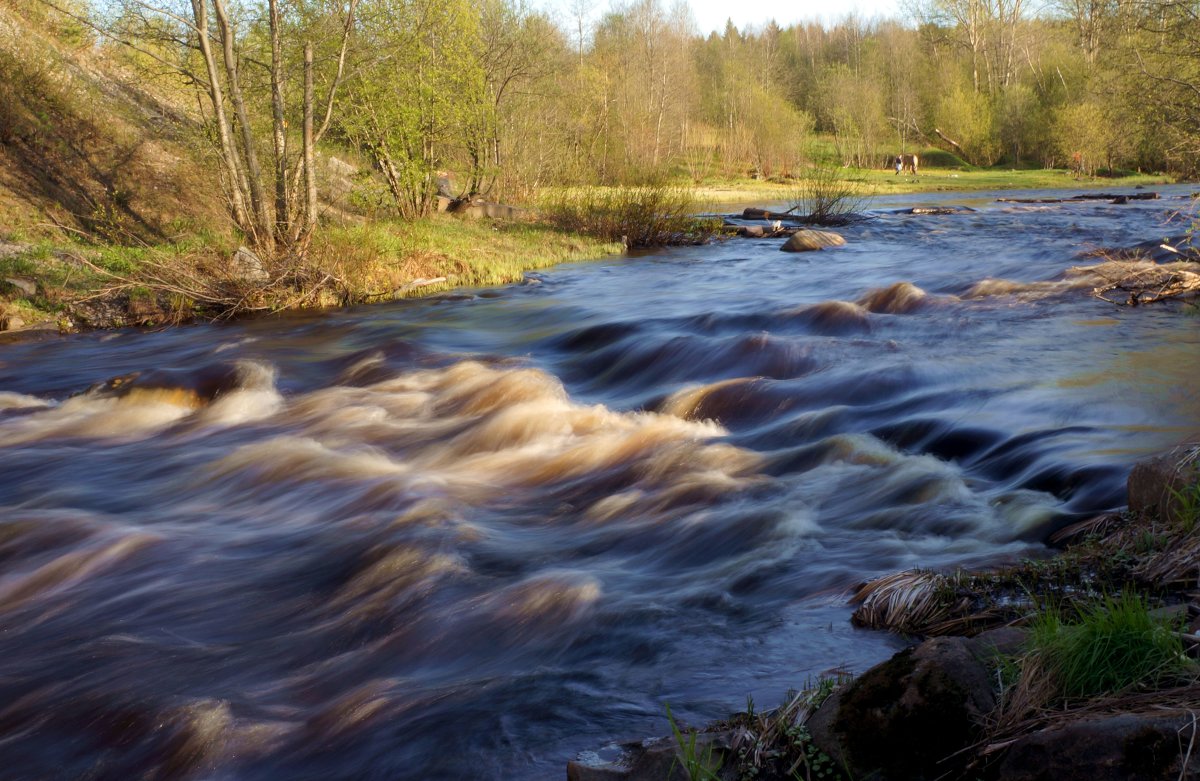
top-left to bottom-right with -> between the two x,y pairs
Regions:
539,184 -> 722,247
785,166 -> 874,226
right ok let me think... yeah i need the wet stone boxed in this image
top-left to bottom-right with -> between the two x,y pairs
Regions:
780,230 -> 846,252
815,636 -> 997,780
567,733 -> 736,781
2,276 -> 37,296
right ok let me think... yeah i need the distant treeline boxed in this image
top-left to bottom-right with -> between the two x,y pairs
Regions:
14,0 -> 1198,244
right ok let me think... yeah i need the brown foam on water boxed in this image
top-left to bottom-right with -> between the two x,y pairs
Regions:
484,572 -> 602,629
857,281 -> 942,314
208,360 -> 763,516
0,393 -> 197,446
0,391 -> 50,411
0,361 -> 283,445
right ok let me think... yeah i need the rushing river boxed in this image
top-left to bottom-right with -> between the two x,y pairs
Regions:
2,186 -> 1199,780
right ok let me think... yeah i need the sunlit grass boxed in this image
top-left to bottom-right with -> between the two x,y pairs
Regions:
0,216 -> 622,328
537,183 -> 720,247
695,166 -> 1173,202
305,216 -> 622,300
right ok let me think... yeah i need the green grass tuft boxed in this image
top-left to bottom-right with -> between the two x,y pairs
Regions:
1167,480 -> 1200,534
666,703 -> 724,781
1029,592 -> 1189,700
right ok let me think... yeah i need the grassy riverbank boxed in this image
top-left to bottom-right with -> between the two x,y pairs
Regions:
0,217 -> 621,333
696,165 -> 1175,203
0,164 -> 1182,335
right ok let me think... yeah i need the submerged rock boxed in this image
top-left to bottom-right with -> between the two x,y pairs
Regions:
1111,234 -> 1199,263
780,230 -> 846,252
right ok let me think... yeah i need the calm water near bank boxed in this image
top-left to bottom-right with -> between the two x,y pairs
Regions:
1,186 -> 1198,779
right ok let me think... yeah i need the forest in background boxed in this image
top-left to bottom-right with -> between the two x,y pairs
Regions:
5,0 -> 1200,231
0,0 -> 1197,326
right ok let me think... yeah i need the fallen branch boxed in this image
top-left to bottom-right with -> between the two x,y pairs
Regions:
933,127 -> 967,158
1086,260 -> 1200,306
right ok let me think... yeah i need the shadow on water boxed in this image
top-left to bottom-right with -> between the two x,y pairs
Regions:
0,185 -> 1198,779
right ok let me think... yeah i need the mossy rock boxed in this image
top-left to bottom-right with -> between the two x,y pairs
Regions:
814,636 -> 997,780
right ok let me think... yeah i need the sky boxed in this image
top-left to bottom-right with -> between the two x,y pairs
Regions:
533,0 -> 907,37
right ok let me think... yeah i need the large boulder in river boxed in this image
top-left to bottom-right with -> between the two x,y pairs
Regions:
807,635 -> 1002,780
780,229 -> 846,252
1127,443 -> 1200,524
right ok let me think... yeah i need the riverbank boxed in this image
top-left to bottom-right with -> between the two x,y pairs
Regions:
570,444 -> 1200,781
695,166 -> 1175,202
0,170 -> 1185,336
0,217 -> 622,334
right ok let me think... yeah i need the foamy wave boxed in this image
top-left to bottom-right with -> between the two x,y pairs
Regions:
205,361 -> 763,515
857,281 -> 941,313
963,264 -> 1115,301
0,360 -> 282,445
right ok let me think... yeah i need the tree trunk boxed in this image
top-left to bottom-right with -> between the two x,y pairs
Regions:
934,127 -> 968,158
212,0 -> 273,255
287,0 -> 358,207
303,40 -> 317,236
269,0 -> 290,243
189,0 -> 251,236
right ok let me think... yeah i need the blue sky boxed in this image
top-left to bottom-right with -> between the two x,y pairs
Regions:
533,0 -> 906,37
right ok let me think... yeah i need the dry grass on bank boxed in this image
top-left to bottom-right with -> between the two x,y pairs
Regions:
851,493 -> 1200,639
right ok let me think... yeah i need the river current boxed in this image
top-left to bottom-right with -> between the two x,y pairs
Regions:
1,187 -> 1198,779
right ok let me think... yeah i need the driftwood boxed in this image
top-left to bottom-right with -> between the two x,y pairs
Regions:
392,276 -> 447,294
908,206 -> 975,215
721,219 -> 796,239
741,207 -> 809,223
1087,260 -> 1200,306
736,207 -> 871,227
998,192 -> 1159,204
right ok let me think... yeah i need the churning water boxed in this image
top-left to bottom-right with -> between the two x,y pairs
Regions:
1,187 -> 1198,779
